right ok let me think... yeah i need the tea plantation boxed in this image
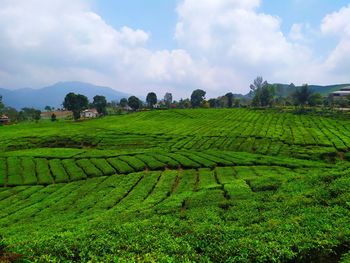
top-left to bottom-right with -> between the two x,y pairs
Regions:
1,109 -> 350,262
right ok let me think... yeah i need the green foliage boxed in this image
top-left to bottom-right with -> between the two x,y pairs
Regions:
62,159 -> 87,181
292,84 -> 314,108
2,109 -> 350,261
164,92 -> 173,108
63,92 -> 89,120
0,95 -> 4,112
190,89 -> 206,108
49,159 -> 69,183
18,107 -> 41,121
0,158 -> 6,186
146,92 -> 157,109
21,157 -> 37,185
107,158 -> 134,174
225,92 -> 234,108
76,159 -> 102,178
50,113 -> 57,122
7,157 -> 22,186
92,95 -> 107,115
128,96 -> 141,111
119,98 -> 128,108
250,77 -> 275,107
35,158 -> 54,185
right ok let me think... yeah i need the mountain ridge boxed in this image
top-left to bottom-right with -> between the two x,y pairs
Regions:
0,81 -> 130,110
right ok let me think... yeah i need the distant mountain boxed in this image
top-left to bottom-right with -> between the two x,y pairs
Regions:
0,81 -> 130,110
271,83 -> 350,98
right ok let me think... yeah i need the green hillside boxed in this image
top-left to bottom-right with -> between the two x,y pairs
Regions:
273,83 -> 350,97
1,109 -> 350,262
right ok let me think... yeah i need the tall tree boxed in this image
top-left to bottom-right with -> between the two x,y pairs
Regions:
0,95 -> 4,113
190,89 -> 206,108
208,98 -> 219,108
93,95 -> 107,115
63,93 -> 89,120
164,93 -> 173,108
119,98 -> 128,108
128,96 -> 141,111
44,106 -> 52,112
146,92 -> 157,109
51,113 -> 57,122
225,92 -> 234,108
250,77 -> 274,107
292,84 -> 314,108
260,84 -> 275,107
250,76 -> 268,92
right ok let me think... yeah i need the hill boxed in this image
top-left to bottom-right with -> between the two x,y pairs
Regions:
272,83 -> 350,97
1,109 -> 350,262
0,81 -> 130,110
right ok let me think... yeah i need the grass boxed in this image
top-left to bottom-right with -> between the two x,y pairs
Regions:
1,108 -> 350,262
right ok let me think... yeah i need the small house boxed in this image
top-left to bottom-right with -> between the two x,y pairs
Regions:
331,87 -> 350,98
81,109 -> 98,119
0,114 -> 10,125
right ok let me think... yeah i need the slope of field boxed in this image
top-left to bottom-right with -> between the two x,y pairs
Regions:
1,109 -> 350,262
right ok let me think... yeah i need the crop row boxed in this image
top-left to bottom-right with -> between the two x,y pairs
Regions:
0,151 -> 327,187
3,109 -> 350,161
0,165 -> 306,224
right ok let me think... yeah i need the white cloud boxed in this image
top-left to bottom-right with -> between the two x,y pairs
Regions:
175,0 -> 320,92
0,0 -> 349,99
0,0 -> 200,97
321,4 -> 350,79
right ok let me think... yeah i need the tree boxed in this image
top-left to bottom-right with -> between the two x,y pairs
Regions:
93,95 -> 107,115
178,98 -> 191,109
119,98 -> 128,108
0,96 -> 4,113
250,77 -> 275,107
309,93 -> 323,107
44,106 -> 52,112
225,92 -> 234,108
190,89 -> 206,108
250,76 -> 268,92
146,92 -> 157,109
292,84 -> 314,108
234,99 -> 240,108
18,108 -> 41,121
164,93 -> 173,108
63,92 -> 89,120
33,110 -> 41,122
128,96 -> 141,111
51,113 -> 57,122
2,107 -> 18,121
260,84 -> 275,107
208,98 -> 219,108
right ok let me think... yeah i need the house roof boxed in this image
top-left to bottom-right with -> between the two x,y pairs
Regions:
82,109 -> 98,113
332,90 -> 350,95
0,114 -> 9,119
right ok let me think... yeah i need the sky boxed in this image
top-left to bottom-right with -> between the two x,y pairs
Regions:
0,0 -> 350,99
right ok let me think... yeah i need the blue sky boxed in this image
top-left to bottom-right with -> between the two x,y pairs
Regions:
93,0 -> 178,50
0,0 -> 350,98
94,0 -> 350,53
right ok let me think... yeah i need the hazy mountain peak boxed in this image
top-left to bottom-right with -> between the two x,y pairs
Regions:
0,82 -> 130,110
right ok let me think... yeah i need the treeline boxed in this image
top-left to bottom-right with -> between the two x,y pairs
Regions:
1,76 -> 348,123
0,96 -> 41,122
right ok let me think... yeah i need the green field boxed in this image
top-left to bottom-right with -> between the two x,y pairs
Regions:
1,108 -> 350,262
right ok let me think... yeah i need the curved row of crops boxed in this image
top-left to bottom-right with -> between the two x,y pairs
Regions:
0,150 -> 328,187
2,109 -> 350,262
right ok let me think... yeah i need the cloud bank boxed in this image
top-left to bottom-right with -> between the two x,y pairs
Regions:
0,0 -> 349,97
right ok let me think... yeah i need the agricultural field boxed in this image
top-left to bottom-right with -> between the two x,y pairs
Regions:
1,108 -> 350,262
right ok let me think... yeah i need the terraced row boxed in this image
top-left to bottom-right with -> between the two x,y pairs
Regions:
3,109 -> 350,160
0,165 -> 306,226
0,151 -> 327,187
